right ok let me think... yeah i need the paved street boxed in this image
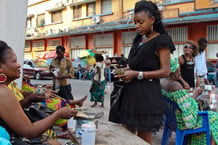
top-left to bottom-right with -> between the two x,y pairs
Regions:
31,79 -> 218,145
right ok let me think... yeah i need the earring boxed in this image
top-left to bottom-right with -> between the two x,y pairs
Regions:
0,70 -> 7,83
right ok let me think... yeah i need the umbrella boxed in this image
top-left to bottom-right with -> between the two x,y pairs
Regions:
81,55 -> 96,65
79,49 -> 95,58
79,50 -> 90,58
73,57 -> 88,68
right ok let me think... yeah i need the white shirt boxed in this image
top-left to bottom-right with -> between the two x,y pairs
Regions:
94,62 -> 106,82
195,51 -> 208,77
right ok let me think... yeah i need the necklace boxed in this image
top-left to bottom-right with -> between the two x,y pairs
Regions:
141,32 -> 159,44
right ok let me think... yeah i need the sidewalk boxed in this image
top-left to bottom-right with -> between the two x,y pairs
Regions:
57,80 -> 175,145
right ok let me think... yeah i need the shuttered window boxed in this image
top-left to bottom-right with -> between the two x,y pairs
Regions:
87,2 -> 96,16
73,5 -> 82,18
25,42 -> 31,52
70,48 -> 85,59
69,36 -> 85,48
47,39 -> 61,51
122,31 -> 136,57
94,34 -> 113,57
94,34 -> 113,46
36,14 -> 45,26
167,27 -> 188,58
101,0 -> 112,14
32,41 -> 44,51
95,47 -> 113,58
69,36 -> 85,59
207,25 -> 218,59
51,10 -> 62,23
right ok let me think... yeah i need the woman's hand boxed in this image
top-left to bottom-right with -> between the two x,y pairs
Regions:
56,107 -> 78,119
183,82 -> 190,90
115,70 -> 137,82
44,89 -> 58,98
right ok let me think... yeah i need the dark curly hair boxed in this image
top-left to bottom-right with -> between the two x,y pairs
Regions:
0,40 -> 12,63
133,0 -> 169,46
186,40 -> 199,57
134,0 -> 168,35
95,54 -> 104,62
56,45 -> 65,53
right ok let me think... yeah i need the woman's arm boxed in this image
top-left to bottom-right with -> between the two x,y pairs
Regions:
116,48 -> 171,81
179,76 -> 190,90
0,87 -> 76,139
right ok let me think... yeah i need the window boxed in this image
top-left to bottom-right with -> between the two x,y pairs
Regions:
122,32 -> 136,57
69,36 -> 85,59
101,0 -> 112,14
207,25 -> 218,59
24,42 -> 31,52
94,34 -> 114,57
36,14 -> 45,27
167,27 -> 188,58
32,41 -> 44,51
73,5 -> 82,19
26,17 -> 32,28
51,10 -> 62,23
87,2 -> 96,16
47,39 -> 61,51
69,36 -> 85,48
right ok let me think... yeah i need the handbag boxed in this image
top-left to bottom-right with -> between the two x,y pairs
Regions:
109,81 -> 124,123
110,81 -> 124,107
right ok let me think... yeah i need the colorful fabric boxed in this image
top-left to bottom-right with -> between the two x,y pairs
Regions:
46,97 -> 71,127
8,82 -> 57,140
22,81 -> 36,92
90,80 -> 105,103
0,126 -> 11,145
50,57 -> 74,86
162,89 -> 218,144
170,57 -> 179,73
8,82 -> 24,101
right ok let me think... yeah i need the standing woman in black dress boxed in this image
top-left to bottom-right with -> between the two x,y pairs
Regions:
109,1 -> 175,144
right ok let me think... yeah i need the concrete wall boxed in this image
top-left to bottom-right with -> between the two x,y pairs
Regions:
0,0 -> 28,88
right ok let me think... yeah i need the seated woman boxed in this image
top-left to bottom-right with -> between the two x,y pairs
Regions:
0,40 -> 78,145
10,76 -> 87,131
160,57 -> 218,145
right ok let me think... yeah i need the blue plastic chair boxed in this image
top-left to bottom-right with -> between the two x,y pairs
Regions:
161,96 -> 211,145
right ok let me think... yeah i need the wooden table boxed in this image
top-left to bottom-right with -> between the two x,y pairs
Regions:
68,120 -> 149,145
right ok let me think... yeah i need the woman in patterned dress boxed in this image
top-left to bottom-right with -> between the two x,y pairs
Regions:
160,57 -> 218,145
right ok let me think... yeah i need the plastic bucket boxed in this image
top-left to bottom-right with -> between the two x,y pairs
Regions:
81,123 -> 96,145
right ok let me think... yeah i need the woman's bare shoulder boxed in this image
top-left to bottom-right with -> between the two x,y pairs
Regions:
0,85 -> 18,103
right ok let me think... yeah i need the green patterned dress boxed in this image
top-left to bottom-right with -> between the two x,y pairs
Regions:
162,89 -> 218,144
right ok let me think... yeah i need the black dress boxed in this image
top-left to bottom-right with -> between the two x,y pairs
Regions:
109,34 -> 175,131
180,55 -> 195,88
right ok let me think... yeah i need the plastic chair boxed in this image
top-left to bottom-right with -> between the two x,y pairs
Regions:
161,96 -> 211,145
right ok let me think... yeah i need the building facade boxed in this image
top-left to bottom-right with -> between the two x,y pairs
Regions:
25,0 -> 218,63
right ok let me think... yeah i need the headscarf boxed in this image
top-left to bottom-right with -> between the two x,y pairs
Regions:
170,57 -> 179,73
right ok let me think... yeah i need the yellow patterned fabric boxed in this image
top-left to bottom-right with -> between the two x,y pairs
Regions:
50,57 -> 74,86
8,82 -> 24,101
